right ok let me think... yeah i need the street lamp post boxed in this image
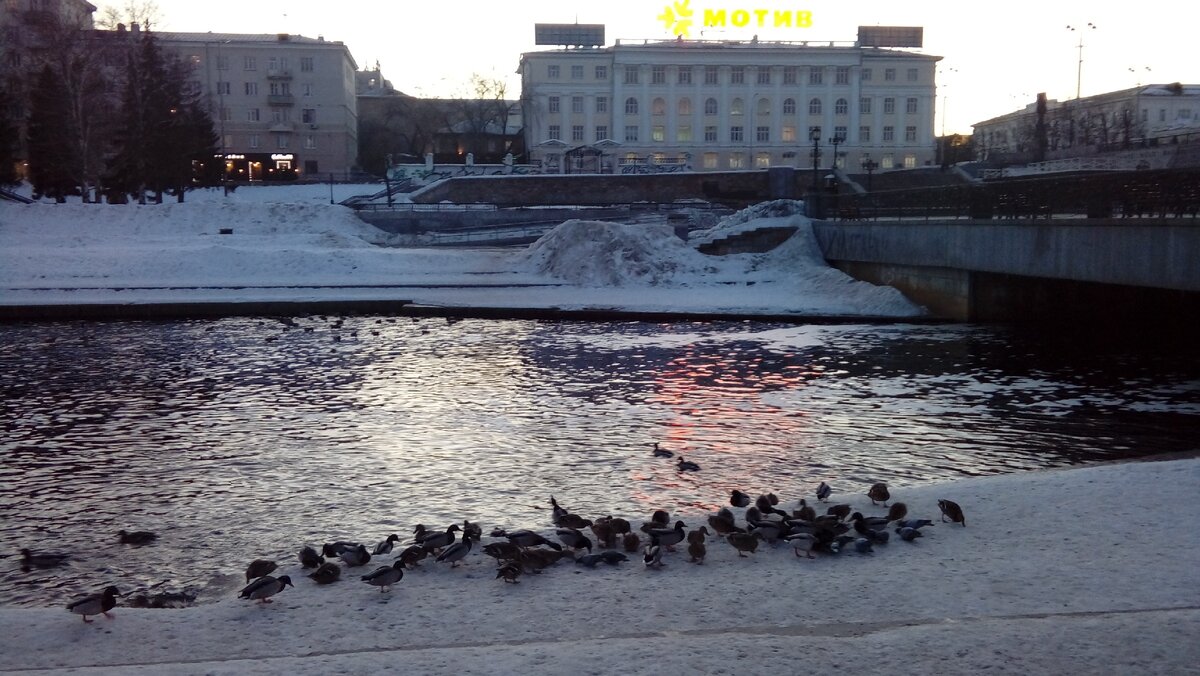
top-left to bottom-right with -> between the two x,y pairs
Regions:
828,130 -> 845,171
1067,23 -> 1096,99
809,126 -> 822,219
860,154 -> 878,193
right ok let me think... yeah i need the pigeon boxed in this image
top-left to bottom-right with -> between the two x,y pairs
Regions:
361,561 -> 404,592
853,538 -> 874,554
598,551 -> 628,565
897,526 -> 924,542
66,586 -> 121,623
238,575 -> 293,603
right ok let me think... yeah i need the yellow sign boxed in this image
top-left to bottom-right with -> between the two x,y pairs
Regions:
658,1 -> 813,38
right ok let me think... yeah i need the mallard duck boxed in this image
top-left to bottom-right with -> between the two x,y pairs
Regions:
308,562 -> 341,584
66,586 -> 121,623
938,499 -> 966,526
461,520 -> 483,542
727,531 -> 761,557
482,541 -> 522,563
730,489 -> 751,508
750,521 -> 783,545
372,534 -> 400,555
338,544 -> 372,567
361,561 -> 404,592
622,532 -> 641,552
686,526 -> 710,545
643,543 -> 664,569
708,509 -> 739,537
418,524 -> 461,554
647,521 -> 687,550
589,519 -> 616,549
850,512 -> 890,531
826,504 -> 852,521
652,442 -> 674,458
298,546 -> 324,569
20,548 -> 68,569
506,529 -> 562,550
549,496 -> 570,526
867,483 -> 890,506
608,517 -> 631,536
887,502 -> 908,523
556,528 -> 593,552
793,499 -> 817,523
676,457 -> 701,472
436,536 -> 473,568
496,563 -> 522,583
117,530 -> 158,545
322,541 -> 360,558
816,481 -> 832,502
396,544 -> 428,569
238,575 -> 292,603
558,513 -> 593,530
687,539 -> 706,564
244,559 -> 278,582
755,494 -> 789,518
786,533 -> 818,559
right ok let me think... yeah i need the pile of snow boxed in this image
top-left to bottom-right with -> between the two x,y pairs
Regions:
688,199 -> 808,245
520,219 -> 716,286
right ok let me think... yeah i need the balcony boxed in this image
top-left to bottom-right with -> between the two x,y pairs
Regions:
267,69 -> 292,80
268,122 -> 294,132
267,94 -> 294,106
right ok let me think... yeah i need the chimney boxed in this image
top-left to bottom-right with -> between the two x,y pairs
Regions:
116,23 -> 125,33
130,22 -> 140,35
277,33 -> 289,41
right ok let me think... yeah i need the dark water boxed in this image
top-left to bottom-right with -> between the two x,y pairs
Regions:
1,316 -> 1197,607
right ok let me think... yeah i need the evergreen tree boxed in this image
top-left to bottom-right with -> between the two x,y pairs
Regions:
26,66 -> 76,201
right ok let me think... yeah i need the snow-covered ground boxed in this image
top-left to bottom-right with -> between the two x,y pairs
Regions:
0,190 -> 922,317
1,456 -> 1196,674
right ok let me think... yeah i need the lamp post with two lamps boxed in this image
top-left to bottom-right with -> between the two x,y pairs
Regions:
808,126 -> 822,218
1066,22 -> 1097,100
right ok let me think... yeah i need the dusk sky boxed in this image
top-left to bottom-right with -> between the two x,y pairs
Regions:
133,0 -> 1191,135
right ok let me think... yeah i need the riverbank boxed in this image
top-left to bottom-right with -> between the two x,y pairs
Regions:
2,456 -> 1197,675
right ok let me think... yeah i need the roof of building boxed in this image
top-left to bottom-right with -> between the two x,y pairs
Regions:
151,31 -> 347,46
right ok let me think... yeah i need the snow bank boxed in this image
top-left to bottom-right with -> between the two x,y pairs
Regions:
520,219 -> 715,286
688,198 -> 808,244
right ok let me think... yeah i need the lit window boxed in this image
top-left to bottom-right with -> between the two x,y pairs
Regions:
782,126 -> 796,142
652,125 -> 665,142
305,135 -> 316,149
703,152 -> 718,168
755,153 -> 770,168
729,152 -> 746,169
652,97 -> 666,115
677,126 -> 692,142
731,98 -> 744,116
678,98 -> 691,115
757,98 -> 770,115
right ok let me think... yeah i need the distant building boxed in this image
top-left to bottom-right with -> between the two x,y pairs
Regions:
519,29 -> 940,173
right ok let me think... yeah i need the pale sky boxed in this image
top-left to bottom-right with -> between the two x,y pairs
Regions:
133,0 -> 1195,135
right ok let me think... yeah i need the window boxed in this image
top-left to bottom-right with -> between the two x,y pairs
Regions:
678,98 -> 691,115
305,135 -> 316,150
835,98 -> 848,115
595,65 -> 607,80
249,134 -> 260,148
757,98 -> 770,116
548,64 -> 560,79
729,152 -> 746,169
269,82 -> 290,96
268,57 -> 278,71
244,82 -> 258,95
906,97 -> 918,114
860,97 -> 872,114
834,125 -> 847,141
731,98 -> 744,116
704,65 -> 718,84
881,154 -> 894,169
624,125 -> 639,142
782,152 -> 796,162
859,126 -> 871,142
217,55 -> 228,70
1181,108 -> 1194,119
704,98 -> 718,116
755,153 -> 770,168
548,96 -> 560,113
571,65 -> 583,79
595,125 -> 608,141
704,125 -> 717,142
677,126 -> 692,142
782,126 -> 796,142
862,67 -> 872,82
730,126 -> 744,142
217,81 -> 231,95
548,125 -> 561,140
756,126 -> 769,142
652,65 -> 666,84
270,109 -> 288,123
652,152 -> 666,165
703,152 -> 718,168
904,154 -> 917,168
783,98 -> 796,115
809,67 -> 822,85
247,108 -> 260,122
300,57 -> 313,72
572,124 -> 585,142
757,67 -> 770,84
624,65 -> 638,84
883,125 -> 894,141
884,97 -> 895,114
905,125 -> 917,142
783,66 -> 797,85
678,66 -> 692,84
244,56 -> 256,70
809,98 -> 822,115
572,96 -> 584,114
907,68 -> 918,82
301,109 -> 315,124
276,133 -> 289,149
731,66 -> 745,84
884,68 -> 896,81
625,97 -> 638,115
596,96 -> 608,113
652,97 -> 666,115
836,66 -> 850,84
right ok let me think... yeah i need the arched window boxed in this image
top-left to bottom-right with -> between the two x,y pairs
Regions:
704,97 -> 718,115
625,97 -> 638,115
809,98 -> 822,115
731,98 -> 744,116
757,98 -> 770,115
652,97 -> 666,116
835,98 -> 848,115
783,98 -> 796,115
678,97 -> 691,116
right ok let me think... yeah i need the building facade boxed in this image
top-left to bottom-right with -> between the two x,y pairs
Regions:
155,30 -> 359,180
520,34 -> 940,173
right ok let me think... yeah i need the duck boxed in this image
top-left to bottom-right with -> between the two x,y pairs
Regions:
308,561 -> 341,584
549,496 -> 570,526
647,521 -> 687,551
897,526 -> 924,542
506,529 -> 562,551
418,524 -> 462,554
726,531 -> 761,557
730,489 -> 751,508
816,481 -> 832,502
118,530 -> 158,545
793,499 -> 816,523
361,560 -> 404,592
755,494 -> 789,518
687,526 -> 710,545
20,548 -> 69,569
556,528 -> 593,553
687,538 -> 706,564
396,544 -> 429,569
297,546 -> 324,569
643,543 -> 665,569
436,536 -> 473,568
482,541 -> 522,563
461,520 -> 483,542
589,519 -> 616,549
676,457 -> 701,472
938,499 -> 966,526
886,502 -> 908,523
238,575 -> 292,603
652,442 -> 674,458
708,508 -> 740,537
558,513 -> 593,530
867,483 -> 890,506
750,520 -> 783,545
622,532 -> 641,552
338,544 -> 372,567
607,517 -> 632,536
372,534 -> 400,555
244,559 -> 278,582
826,504 -> 852,521
786,533 -> 818,559
66,586 -> 121,623
496,563 -> 522,583
850,512 -> 890,530
322,541 -> 361,559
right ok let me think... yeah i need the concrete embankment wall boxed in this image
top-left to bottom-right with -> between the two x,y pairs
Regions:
813,219 -> 1200,324
408,170 -> 785,205
355,207 -> 633,234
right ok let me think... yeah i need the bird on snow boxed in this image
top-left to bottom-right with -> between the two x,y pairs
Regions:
786,533 -> 818,559
756,494 -> 789,518
238,575 -> 293,603
793,499 -> 816,523
556,527 -> 593,553
599,551 -> 629,565
118,530 -> 158,545
676,457 -> 701,472
826,503 -> 852,521
886,502 -> 908,523
549,495 -> 570,526
897,526 -> 924,542
647,521 -> 687,551
361,560 -> 404,592
417,524 -> 461,554
727,531 -> 762,557
339,544 -> 372,567
622,532 -> 642,552
643,543 -> 665,569
308,562 -> 341,584
372,534 -> 400,555
322,541 -> 361,559
652,442 -> 674,458
687,537 -> 707,564
244,559 -> 278,582
853,538 -> 874,554
816,481 -> 832,502
66,586 -> 122,623
496,563 -> 522,583
938,499 -> 966,526
576,553 -> 606,568
730,489 -> 751,508
396,544 -> 429,569
708,508 -> 740,538
896,518 -> 934,531
436,535 -> 474,568
867,483 -> 890,506
298,546 -> 324,569
506,529 -> 562,551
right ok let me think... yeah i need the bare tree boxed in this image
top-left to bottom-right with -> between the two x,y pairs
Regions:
94,0 -> 162,30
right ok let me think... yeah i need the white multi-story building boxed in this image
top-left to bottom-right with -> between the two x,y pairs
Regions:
519,33 -> 940,173
155,30 -> 359,180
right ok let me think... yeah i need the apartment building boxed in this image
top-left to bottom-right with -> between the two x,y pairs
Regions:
519,32 -> 940,173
